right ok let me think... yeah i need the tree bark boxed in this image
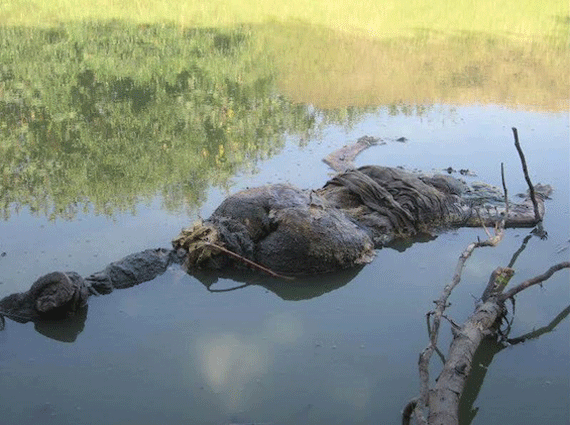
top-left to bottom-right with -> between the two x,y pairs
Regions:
427,300 -> 504,425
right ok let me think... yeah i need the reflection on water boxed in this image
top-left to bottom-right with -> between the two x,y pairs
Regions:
32,306 -> 88,342
1,20 -> 567,221
0,14 -> 568,425
0,23 -> 322,220
197,332 -> 272,410
196,311 -> 305,411
0,105 -> 568,425
195,266 -> 363,300
268,22 -> 569,110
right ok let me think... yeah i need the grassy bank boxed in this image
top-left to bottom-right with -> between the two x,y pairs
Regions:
1,0 -> 567,42
3,0 -> 567,111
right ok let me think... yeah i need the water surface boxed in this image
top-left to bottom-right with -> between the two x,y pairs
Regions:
0,20 -> 568,425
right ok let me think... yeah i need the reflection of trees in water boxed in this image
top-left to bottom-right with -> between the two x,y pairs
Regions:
3,21 -> 565,221
0,23 -> 330,220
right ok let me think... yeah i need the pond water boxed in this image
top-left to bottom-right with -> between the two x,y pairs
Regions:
0,21 -> 569,425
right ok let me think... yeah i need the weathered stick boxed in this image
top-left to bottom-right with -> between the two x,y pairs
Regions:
204,242 -> 295,280
427,262 -> 569,425
323,135 -> 383,172
411,226 -> 504,424
501,162 -> 509,214
426,297 -> 505,425
512,127 -> 540,222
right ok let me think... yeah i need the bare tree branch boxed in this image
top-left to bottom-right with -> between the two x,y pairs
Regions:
512,127 -> 540,222
414,225 -> 504,420
402,398 -> 420,425
501,162 -> 509,214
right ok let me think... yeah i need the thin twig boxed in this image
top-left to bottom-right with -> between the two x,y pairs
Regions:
512,127 -> 540,222
441,313 -> 461,330
501,162 -> 509,214
478,212 -> 493,240
499,261 -> 569,302
204,242 -> 295,280
433,344 -> 447,365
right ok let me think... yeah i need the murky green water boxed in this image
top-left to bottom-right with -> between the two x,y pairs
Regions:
0,21 -> 568,425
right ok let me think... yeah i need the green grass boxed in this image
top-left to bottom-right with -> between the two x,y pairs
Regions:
1,0 -> 567,42
1,1 -> 567,111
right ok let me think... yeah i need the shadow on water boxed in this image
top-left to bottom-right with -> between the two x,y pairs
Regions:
0,305 -> 88,342
0,230 -> 454,341
32,306 -> 88,342
0,262 -> 362,341
0,226 -> 553,341
193,265 -> 365,301
458,304 -> 570,424
0,226 -> 486,344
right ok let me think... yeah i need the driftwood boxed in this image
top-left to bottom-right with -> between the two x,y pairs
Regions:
403,128 -> 569,425
406,251 -> 569,425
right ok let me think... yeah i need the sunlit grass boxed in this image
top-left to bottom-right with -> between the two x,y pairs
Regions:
1,1 -> 568,110
1,0 -> 567,42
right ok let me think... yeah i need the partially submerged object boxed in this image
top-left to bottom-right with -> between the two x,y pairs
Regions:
0,136 -> 551,325
173,138 -> 549,276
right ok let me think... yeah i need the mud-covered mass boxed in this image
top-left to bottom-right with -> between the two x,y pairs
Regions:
173,164 -> 547,276
0,139 -> 550,324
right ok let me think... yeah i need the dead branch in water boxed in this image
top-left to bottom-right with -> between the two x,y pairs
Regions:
512,127 -> 540,222
404,245 -> 568,425
408,223 -> 504,425
323,135 -> 384,172
403,129 -> 567,425
499,261 -> 570,302
501,162 -> 509,214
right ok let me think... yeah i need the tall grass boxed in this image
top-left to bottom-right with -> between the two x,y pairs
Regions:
1,1 -> 567,110
1,0 -> 567,42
